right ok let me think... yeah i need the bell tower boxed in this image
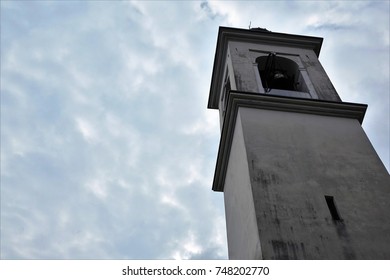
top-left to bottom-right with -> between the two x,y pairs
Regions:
208,27 -> 390,259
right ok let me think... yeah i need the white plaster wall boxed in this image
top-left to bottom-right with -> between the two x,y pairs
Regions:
238,107 -> 390,259
223,110 -> 262,259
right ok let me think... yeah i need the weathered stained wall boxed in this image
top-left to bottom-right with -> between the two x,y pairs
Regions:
236,107 -> 390,259
223,112 -> 262,259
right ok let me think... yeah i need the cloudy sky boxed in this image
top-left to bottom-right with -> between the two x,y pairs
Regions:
1,1 -> 389,260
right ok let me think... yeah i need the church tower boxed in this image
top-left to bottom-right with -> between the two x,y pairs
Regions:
208,27 -> 390,259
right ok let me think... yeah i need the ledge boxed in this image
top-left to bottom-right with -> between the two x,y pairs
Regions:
211,91 -> 367,192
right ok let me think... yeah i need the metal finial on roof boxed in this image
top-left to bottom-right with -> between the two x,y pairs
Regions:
250,27 -> 271,32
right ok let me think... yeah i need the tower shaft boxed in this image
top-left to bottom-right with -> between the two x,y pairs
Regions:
208,27 -> 390,259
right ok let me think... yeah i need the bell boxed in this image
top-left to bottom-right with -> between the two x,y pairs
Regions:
273,71 -> 286,80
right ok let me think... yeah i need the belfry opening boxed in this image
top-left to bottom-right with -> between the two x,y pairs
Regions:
256,54 -> 308,93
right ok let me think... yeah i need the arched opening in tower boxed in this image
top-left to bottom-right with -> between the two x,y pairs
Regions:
256,54 -> 309,94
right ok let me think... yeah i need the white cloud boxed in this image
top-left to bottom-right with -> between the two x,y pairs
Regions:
85,178 -> 108,199
75,117 -> 98,143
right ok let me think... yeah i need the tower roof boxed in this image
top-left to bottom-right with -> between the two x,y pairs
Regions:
208,26 -> 324,109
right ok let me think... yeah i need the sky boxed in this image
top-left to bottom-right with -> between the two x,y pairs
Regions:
1,1 -> 389,260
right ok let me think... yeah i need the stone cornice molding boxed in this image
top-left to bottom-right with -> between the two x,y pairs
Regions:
211,91 -> 367,192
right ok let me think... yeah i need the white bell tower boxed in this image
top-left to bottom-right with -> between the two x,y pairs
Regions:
208,27 -> 390,259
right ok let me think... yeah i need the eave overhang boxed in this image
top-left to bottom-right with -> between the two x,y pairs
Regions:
207,26 -> 324,110
212,91 -> 368,192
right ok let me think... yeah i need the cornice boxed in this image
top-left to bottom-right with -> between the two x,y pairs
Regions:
211,91 -> 367,192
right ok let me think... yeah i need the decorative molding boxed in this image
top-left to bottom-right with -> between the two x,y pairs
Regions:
211,91 -> 367,192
